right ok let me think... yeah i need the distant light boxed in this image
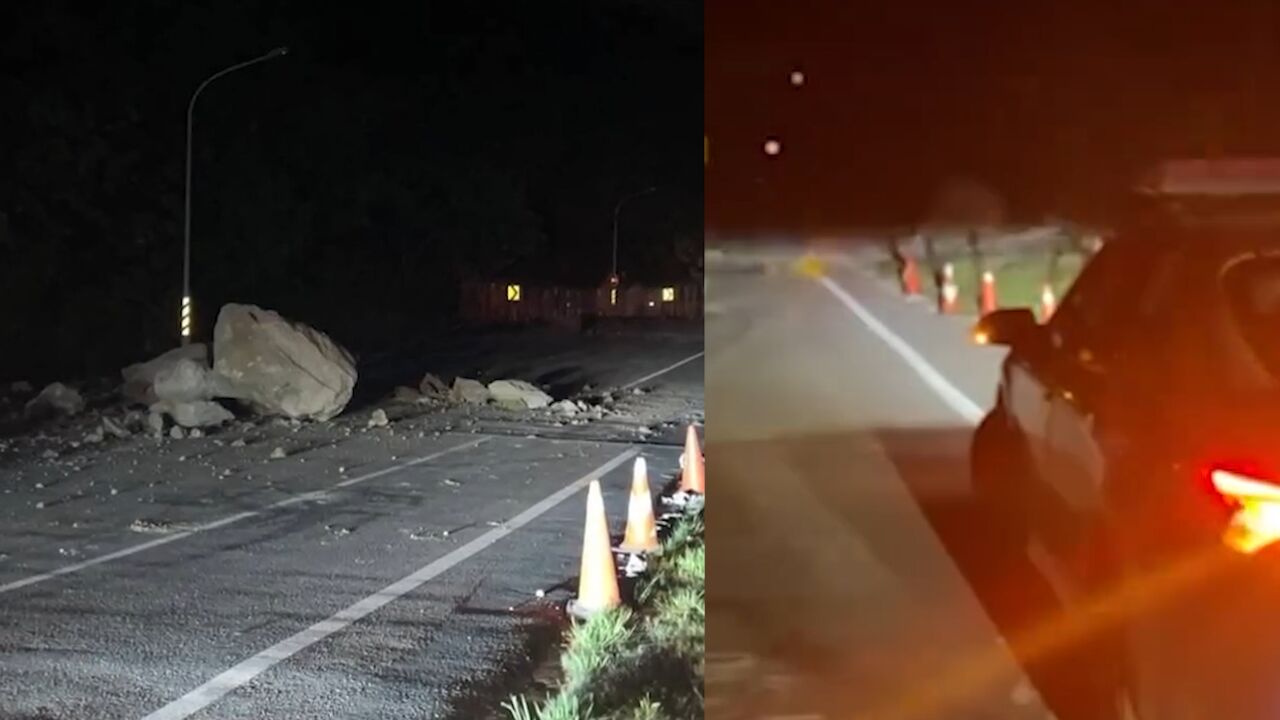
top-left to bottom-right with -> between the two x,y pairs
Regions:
764,138 -> 782,156
506,284 -> 521,302
647,300 -> 656,308
790,70 -> 805,87
610,288 -> 618,306
661,287 -> 675,302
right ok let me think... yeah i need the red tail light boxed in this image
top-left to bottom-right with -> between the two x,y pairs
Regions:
1211,468 -> 1280,554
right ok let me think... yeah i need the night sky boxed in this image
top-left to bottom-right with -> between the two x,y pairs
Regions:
0,0 -> 702,382
706,0 -> 1280,233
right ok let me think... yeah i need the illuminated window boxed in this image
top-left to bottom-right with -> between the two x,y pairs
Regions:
609,288 -> 618,305
506,284 -> 521,302
661,287 -> 675,302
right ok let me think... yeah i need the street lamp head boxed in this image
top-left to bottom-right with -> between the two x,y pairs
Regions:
268,46 -> 289,58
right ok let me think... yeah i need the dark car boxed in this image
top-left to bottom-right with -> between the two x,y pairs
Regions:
971,169 -> 1280,719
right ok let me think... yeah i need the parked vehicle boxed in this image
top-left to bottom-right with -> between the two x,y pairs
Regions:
972,159 -> 1280,719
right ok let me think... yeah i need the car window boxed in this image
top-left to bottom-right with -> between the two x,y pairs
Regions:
1222,254 -> 1280,380
1048,240 -> 1177,363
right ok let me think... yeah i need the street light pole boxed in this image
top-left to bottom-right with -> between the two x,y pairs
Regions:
182,46 -> 289,344
610,186 -> 657,281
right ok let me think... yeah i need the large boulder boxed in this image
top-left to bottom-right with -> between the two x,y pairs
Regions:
24,382 -> 84,418
487,379 -> 553,410
212,303 -> 357,421
121,344 -> 212,406
451,377 -> 490,405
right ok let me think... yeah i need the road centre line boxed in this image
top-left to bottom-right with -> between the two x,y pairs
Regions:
140,446 -> 640,720
0,437 -> 488,596
620,350 -> 705,390
818,275 -> 984,423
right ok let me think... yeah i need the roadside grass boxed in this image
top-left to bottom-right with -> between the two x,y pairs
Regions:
503,512 -> 705,720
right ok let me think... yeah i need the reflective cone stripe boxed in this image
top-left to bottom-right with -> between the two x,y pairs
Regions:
180,296 -> 193,338
939,263 -> 958,314
980,270 -> 998,315
570,480 -> 621,617
618,457 -> 660,554
1040,282 -> 1056,320
902,256 -> 921,295
679,425 -> 705,494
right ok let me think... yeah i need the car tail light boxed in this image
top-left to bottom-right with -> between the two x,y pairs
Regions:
1211,468 -> 1280,554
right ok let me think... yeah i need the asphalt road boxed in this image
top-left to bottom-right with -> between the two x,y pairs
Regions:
706,244 -> 1089,720
0,333 -> 703,720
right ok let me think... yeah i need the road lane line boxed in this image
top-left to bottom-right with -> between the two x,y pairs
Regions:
140,446 -> 640,720
0,437 -> 487,596
818,275 -> 984,423
620,350 -> 705,390
821,272 -> 1062,718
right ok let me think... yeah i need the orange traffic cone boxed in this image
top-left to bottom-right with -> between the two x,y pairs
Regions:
618,457 -> 660,554
901,256 -> 921,296
939,263 -> 959,314
567,479 -> 622,620
1040,282 -> 1056,320
979,270 -> 998,315
679,425 -> 705,494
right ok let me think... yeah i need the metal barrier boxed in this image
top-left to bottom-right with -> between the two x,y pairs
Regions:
460,282 -> 703,325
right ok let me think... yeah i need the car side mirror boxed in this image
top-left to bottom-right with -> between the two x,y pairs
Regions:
972,308 -> 1039,347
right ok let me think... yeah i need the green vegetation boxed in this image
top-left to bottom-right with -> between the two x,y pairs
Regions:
877,244 -> 1089,318
503,512 -> 705,720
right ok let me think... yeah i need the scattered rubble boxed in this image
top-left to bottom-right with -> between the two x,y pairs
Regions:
101,417 -> 131,439
212,303 -> 357,421
487,379 -> 552,410
392,386 -> 421,403
270,446 -> 288,460
169,426 -> 185,440
551,399 -> 580,416
418,373 -> 449,398
146,411 -> 165,436
24,383 -> 84,418
152,400 -> 234,429
451,377 -> 490,405
368,408 -> 390,428
121,344 -> 212,406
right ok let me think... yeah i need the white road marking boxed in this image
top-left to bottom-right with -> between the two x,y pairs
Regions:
620,350 -> 705,390
141,447 -> 640,720
818,275 -> 984,423
821,271 -> 1060,719
0,437 -> 487,595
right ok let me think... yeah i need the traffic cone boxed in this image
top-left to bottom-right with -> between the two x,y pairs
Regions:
939,263 -> 959,314
1040,282 -> 1056,320
679,425 -> 705,494
901,256 -> 921,296
618,457 -> 660,554
979,270 -> 998,315
567,479 -> 622,620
